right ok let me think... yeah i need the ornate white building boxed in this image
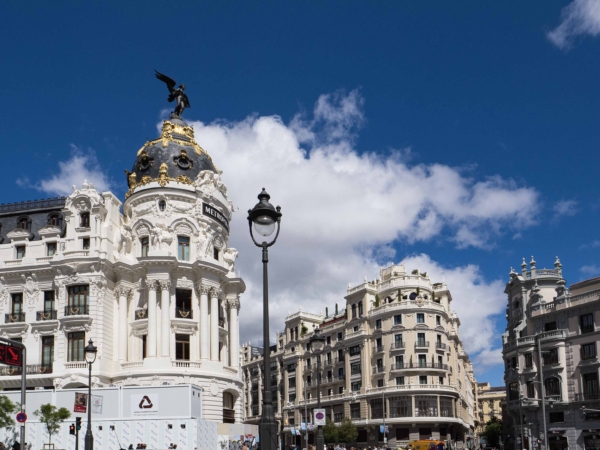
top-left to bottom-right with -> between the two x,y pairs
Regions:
0,116 -> 245,423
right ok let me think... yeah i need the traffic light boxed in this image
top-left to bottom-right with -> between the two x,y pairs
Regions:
76,417 -> 82,431
69,424 -> 75,435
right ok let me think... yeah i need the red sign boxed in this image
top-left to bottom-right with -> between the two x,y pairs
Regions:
0,343 -> 22,367
74,392 -> 88,413
16,413 -> 27,423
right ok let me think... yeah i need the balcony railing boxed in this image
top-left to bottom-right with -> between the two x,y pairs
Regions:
436,342 -> 447,350
574,392 -> 600,401
176,308 -> 193,319
4,313 -> 26,323
334,413 -> 343,423
373,345 -> 385,353
351,368 -> 361,375
324,359 -> 334,367
135,309 -> 148,320
64,305 -> 89,316
415,340 -> 429,348
372,365 -> 386,374
391,342 -> 405,350
543,355 -> 559,366
36,310 -> 57,321
334,357 -> 344,364
390,362 -> 449,370
0,364 -> 53,376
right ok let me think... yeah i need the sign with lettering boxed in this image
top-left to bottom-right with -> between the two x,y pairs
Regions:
74,392 -> 88,413
0,343 -> 22,367
202,203 -> 229,231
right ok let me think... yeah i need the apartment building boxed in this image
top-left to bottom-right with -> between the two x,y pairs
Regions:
475,382 -> 506,436
241,263 -> 476,448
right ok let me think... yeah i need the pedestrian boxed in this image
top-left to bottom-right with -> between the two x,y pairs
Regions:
11,441 -> 20,450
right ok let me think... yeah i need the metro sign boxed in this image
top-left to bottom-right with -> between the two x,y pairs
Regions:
0,343 -> 23,367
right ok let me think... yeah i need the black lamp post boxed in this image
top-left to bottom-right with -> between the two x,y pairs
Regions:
248,188 -> 282,450
310,328 -> 326,450
84,339 -> 97,450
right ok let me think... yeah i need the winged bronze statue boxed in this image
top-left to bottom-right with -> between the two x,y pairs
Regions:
155,70 -> 191,117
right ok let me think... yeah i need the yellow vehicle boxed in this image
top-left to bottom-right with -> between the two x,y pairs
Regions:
407,440 -> 446,450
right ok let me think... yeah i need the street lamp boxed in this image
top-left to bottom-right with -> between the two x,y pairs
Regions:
84,339 -> 97,450
248,188 -> 282,450
310,327 -> 326,450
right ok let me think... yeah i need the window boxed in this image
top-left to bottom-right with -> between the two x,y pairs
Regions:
395,355 -> 404,369
351,381 -> 361,392
418,354 -> 427,367
544,321 -> 557,332
439,376 -> 444,385
351,362 -> 361,375
287,364 -> 296,372
18,217 -> 30,230
409,292 -> 417,300
48,214 -> 61,226
175,289 -> 192,319
440,397 -> 454,417
417,313 -> 425,323
583,373 -> 599,400
527,381 -> 535,399
353,326 -> 358,332
543,348 -> 559,365
289,393 -> 296,402
419,376 -> 427,385
176,334 -> 190,360
158,200 -> 166,211
140,237 -> 149,257
47,242 -> 57,256
545,377 -> 561,397
142,335 -> 147,359
68,332 -> 85,361
337,349 -> 343,359
351,304 -> 357,318
41,336 -> 54,368
11,293 -> 23,315
370,398 -> 383,419
415,397 -> 437,417
376,337 -> 382,350
581,313 -> 594,333
549,412 -> 564,423
511,356 -> 517,369
396,376 -> 405,386
16,245 -> 26,259
326,336 -> 331,345
82,238 -> 90,250
338,386 -> 343,394
349,345 -> 361,356
417,332 -> 426,347
394,334 -> 403,348
337,332 -> 342,341
396,428 -> 410,440
350,403 -> 361,419
80,212 -> 90,228
42,291 -> 55,318
377,379 -> 384,387
213,246 -> 219,260
338,367 -> 345,378
390,396 -> 411,418
524,353 -> 533,368
375,319 -> 382,329
436,315 -> 441,326
68,285 -> 89,311
358,301 -> 363,316
394,314 -> 402,325
289,378 -> 296,388
509,382 -> 519,401
178,236 -> 190,260
582,343 -> 597,360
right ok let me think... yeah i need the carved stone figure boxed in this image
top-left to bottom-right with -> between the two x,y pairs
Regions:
151,223 -> 174,252
115,224 -> 133,257
223,248 -> 238,274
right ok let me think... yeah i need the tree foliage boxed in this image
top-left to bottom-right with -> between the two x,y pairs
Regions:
483,416 -> 503,447
337,418 -> 358,444
323,418 -> 338,444
34,404 -> 71,444
0,395 -> 17,428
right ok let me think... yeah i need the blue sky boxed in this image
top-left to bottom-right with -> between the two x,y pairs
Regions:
1,1 -> 599,385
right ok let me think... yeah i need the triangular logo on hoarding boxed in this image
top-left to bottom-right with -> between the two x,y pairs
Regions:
139,396 -> 153,409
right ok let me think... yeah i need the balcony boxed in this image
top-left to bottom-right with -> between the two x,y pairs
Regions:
64,305 -> 89,316
373,345 -> 385,353
135,309 -> 148,320
415,340 -> 429,349
372,365 -> 385,374
334,357 -> 345,364
574,392 -> 600,402
333,412 -> 343,423
390,362 -> 450,371
4,313 -> 26,323
436,342 -> 447,351
324,359 -> 334,367
175,308 -> 193,319
0,364 -> 53,376
391,342 -> 405,350
36,310 -> 57,321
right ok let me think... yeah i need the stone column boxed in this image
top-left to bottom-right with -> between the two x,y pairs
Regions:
228,297 -> 241,367
117,286 -> 131,362
199,285 -> 210,360
147,280 -> 159,358
159,280 -> 171,358
210,287 -> 220,361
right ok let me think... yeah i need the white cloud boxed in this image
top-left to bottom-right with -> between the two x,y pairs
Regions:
17,145 -> 112,196
548,0 -> 600,49
580,264 -> 600,277
187,90 -> 536,372
580,240 -> 600,249
553,199 -> 579,218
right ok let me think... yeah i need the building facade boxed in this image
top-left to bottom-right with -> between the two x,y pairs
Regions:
475,382 -> 506,436
241,263 -> 476,448
0,116 -> 246,423
502,257 -> 600,450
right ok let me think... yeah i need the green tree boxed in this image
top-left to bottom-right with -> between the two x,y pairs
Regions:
34,403 -> 71,445
483,416 -> 503,447
0,395 -> 17,428
337,418 -> 358,444
322,418 -> 338,444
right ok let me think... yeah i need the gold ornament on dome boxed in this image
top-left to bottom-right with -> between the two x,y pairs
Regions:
124,162 -> 194,198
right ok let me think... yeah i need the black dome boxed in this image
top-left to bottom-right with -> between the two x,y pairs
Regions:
130,117 -> 217,185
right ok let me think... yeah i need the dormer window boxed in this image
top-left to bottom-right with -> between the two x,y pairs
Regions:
80,212 -> 90,228
48,214 -> 62,227
18,217 -> 31,230
16,245 -> 26,259
213,246 -> 220,260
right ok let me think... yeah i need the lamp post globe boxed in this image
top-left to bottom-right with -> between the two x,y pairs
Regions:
84,339 -> 97,450
248,188 -> 282,450
310,328 -> 326,450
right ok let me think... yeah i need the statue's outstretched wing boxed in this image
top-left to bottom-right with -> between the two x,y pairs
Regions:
155,70 -> 176,93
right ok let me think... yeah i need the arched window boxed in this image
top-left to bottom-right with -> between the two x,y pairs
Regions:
80,212 -> 90,228
351,304 -> 357,319
18,217 -> 31,230
409,292 -> 418,300
177,236 -> 190,261
48,214 -> 62,227
545,377 -> 561,398
223,392 -> 235,423
358,301 -> 363,316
